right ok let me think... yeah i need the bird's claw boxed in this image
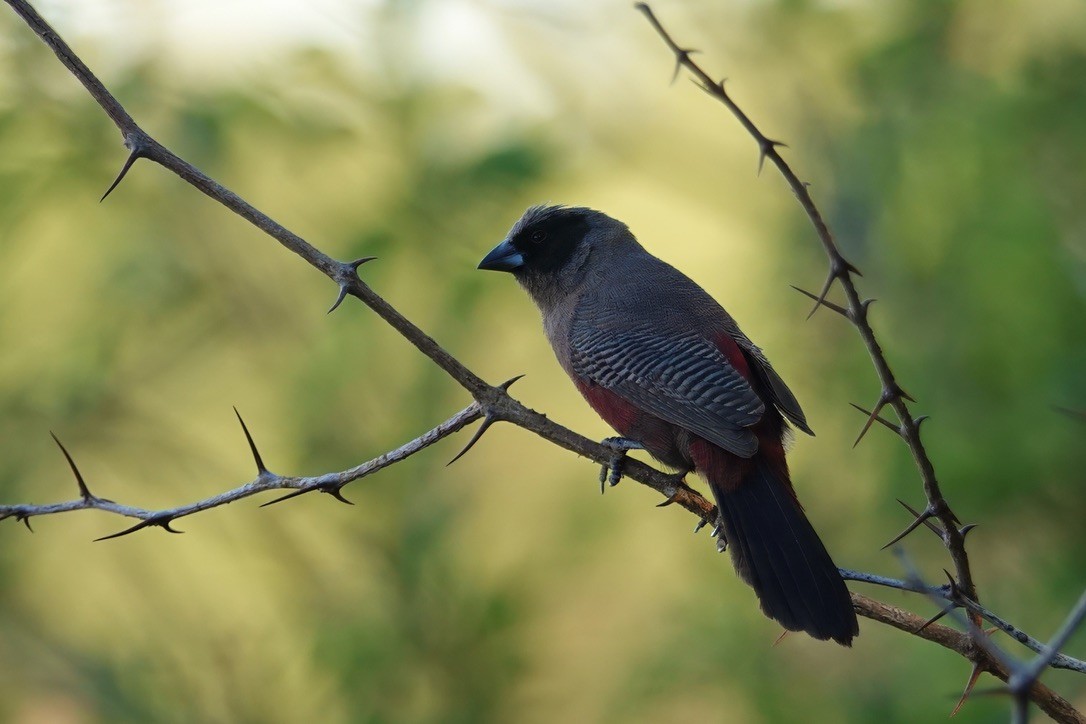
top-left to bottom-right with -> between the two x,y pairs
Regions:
694,508 -> 727,551
598,436 -> 644,494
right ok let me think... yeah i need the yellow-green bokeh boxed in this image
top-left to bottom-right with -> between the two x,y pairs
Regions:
1,1 -> 1084,722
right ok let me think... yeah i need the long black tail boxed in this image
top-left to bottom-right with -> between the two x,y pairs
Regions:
709,457 -> 858,645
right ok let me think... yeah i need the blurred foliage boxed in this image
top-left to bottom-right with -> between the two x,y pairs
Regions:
0,0 -> 1084,722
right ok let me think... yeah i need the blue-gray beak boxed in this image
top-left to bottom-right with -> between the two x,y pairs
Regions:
478,239 -> 524,272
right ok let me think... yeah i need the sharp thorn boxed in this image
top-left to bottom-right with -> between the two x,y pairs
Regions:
805,269 -> 838,320
849,403 -> 899,435
260,488 -> 312,507
161,520 -> 184,534
499,374 -> 526,391
853,400 -> 891,447
757,138 -> 786,175
94,517 -> 156,541
324,486 -> 354,506
100,149 -> 142,202
656,493 -> 679,508
447,414 -> 496,466
943,569 -> 961,598
959,523 -> 978,538
348,256 -> 377,271
881,505 -> 934,549
914,603 -> 954,634
233,407 -> 269,474
669,48 -> 698,84
327,285 -> 350,314
19,515 -> 33,532
913,415 -> 930,429
896,498 -> 944,537
773,630 -> 789,647
50,432 -> 94,502
950,662 -> 986,717
791,286 -> 848,318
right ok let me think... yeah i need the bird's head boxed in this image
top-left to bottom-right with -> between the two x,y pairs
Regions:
478,205 -> 634,306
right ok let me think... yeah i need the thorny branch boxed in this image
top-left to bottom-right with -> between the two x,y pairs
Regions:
1,0 -> 1083,720
634,0 -> 972,600
634,2 -> 1084,721
897,554 -> 1086,724
2,405 -> 484,538
1,0 -> 707,523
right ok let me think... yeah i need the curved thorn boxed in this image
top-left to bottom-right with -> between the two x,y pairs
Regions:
50,432 -> 94,501
943,569 -> 961,598
447,414 -> 497,466
791,286 -> 848,318
324,486 -> 354,506
348,256 -> 377,272
260,488 -> 312,507
499,374 -> 526,391
959,523 -> 978,538
18,514 -> 33,532
233,407 -> 268,475
327,285 -> 350,314
656,492 -> 679,508
100,149 -> 142,202
913,415 -> 930,429
160,520 -> 184,534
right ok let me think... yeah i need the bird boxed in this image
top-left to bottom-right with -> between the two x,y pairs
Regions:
478,204 -> 858,645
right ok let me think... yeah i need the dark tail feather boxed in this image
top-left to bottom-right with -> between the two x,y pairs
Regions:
709,458 -> 858,646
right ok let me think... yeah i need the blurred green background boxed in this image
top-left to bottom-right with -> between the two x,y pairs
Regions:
1,0 -> 1084,721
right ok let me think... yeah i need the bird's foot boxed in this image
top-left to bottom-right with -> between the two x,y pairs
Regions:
693,506 -> 728,552
598,436 -> 644,494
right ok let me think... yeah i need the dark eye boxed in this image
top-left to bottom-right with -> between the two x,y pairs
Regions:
529,229 -> 546,245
